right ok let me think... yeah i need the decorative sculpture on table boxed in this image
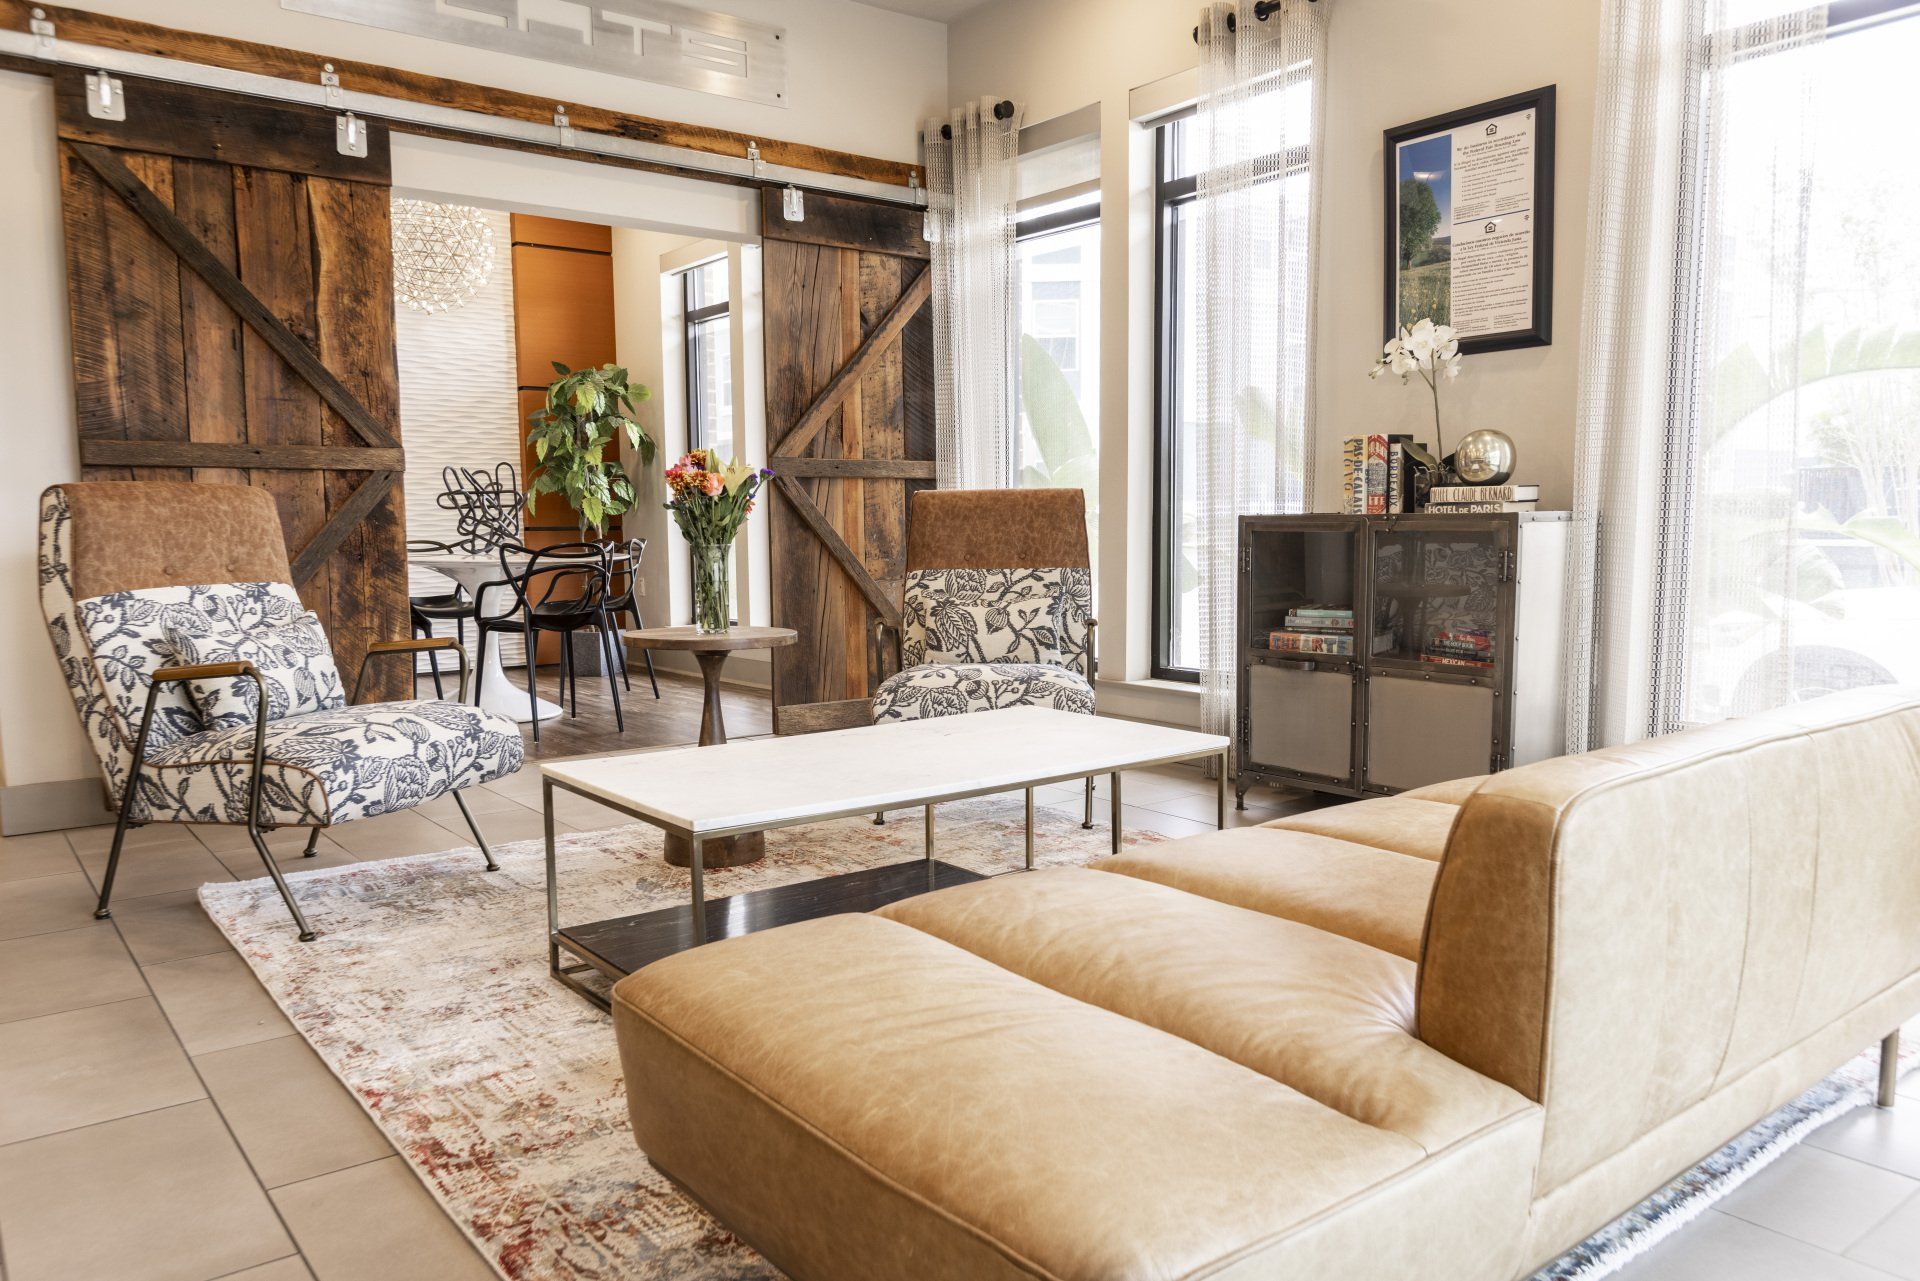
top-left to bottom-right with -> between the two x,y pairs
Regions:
437,463 -> 522,553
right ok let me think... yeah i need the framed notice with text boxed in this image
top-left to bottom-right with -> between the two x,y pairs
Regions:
1384,85 -> 1555,354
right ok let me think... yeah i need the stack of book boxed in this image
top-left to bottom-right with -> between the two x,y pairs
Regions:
1268,606 -> 1355,656
1341,435 -> 1429,515
1424,484 -> 1538,513
1422,627 -> 1495,669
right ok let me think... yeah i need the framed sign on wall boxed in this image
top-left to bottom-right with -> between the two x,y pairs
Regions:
1384,85 -> 1555,354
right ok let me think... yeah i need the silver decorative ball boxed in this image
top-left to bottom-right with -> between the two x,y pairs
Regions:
1452,430 -> 1516,486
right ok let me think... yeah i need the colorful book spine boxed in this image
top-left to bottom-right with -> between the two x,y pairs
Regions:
1268,631 -> 1355,656
1341,438 -> 1366,514
1388,441 -> 1404,514
1290,606 -> 1354,619
1422,653 -> 1494,669
1425,501 -> 1538,513
1428,484 -> 1539,502
1364,435 -> 1389,516
1284,614 -> 1355,631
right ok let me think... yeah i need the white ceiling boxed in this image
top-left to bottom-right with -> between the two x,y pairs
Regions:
854,0 -> 997,23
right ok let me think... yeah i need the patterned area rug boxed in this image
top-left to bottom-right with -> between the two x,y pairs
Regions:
201,800 -> 1909,1281
200,795 -> 1151,1281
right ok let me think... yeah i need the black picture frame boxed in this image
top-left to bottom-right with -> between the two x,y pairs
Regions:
1383,85 -> 1555,355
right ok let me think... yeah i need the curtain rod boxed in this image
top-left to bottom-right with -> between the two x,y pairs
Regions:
1192,0 -> 1310,42
938,99 -> 1016,141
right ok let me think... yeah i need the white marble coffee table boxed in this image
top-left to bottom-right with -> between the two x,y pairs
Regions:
539,707 -> 1231,1008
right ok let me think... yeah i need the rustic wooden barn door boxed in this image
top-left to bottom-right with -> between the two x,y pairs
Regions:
55,70 -> 410,698
761,190 -> 935,734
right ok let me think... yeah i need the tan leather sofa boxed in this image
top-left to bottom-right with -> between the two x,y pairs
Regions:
612,688 -> 1920,1280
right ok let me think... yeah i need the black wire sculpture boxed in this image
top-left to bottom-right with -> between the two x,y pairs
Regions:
436,463 -> 522,554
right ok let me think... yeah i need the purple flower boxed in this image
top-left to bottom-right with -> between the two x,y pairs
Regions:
759,467 -> 775,477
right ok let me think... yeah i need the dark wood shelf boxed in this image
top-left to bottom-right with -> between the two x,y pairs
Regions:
555,859 -> 988,980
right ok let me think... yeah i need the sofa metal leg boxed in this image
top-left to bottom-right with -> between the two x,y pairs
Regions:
873,811 -> 886,825
1881,1030 -> 1901,1108
451,790 -> 500,872
302,828 -> 322,859
1025,787 -> 1036,870
248,824 -> 316,942
1082,775 -> 1095,830
1110,771 -> 1123,855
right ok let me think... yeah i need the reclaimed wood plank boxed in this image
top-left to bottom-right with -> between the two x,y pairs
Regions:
1,1 -> 918,187
170,156 -> 247,487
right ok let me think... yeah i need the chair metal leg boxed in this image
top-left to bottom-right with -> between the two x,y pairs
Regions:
523,620 -> 541,743
248,822 -> 316,942
93,798 -> 141,920
559,632 -> 576,717
302,828 -> 322,858
450,789 -> 500,872
472,629 -> 491,708
1881,1030 -> 1901,1108
600,615 -> 625,733
873,811 -> 886,825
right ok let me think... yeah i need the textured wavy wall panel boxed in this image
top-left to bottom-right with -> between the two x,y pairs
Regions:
393,205 -> 528,666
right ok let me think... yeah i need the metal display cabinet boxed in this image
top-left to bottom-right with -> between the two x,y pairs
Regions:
1234,512 -> 1569,804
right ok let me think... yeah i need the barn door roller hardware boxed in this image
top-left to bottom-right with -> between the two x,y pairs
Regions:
85,69 -> 123,119
335,110 -> 367,157
1192,0 -> 1310,42
29,5 -> 54,56
781,185 -> 804,222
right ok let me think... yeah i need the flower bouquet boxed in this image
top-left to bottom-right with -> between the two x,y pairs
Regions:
664,450 -> 771,634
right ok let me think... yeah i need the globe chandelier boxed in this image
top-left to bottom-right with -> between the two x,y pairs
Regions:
391,198 -> 495,315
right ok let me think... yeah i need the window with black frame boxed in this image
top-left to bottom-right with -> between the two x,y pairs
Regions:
1152,104 -> 1308,681
681,256 -> 737,622
1014,187 -> 1100,584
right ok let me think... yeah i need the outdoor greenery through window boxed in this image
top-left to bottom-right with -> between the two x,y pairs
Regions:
1015,193 -> 1100,587
1681,0 -> 1920,721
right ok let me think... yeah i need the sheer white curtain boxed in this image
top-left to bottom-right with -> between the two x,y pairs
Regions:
1567,0 -> 1849,749
926,98 -> 1024,490
1193,0 -> 1324,740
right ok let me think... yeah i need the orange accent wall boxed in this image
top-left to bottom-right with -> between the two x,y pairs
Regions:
509,213 -> 618,661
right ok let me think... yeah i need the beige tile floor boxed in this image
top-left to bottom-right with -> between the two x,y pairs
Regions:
0,680 -> 1909,1281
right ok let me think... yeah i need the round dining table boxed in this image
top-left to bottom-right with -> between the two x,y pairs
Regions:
407,547 -> 630,724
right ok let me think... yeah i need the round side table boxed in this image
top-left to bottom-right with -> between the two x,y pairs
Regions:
622,625 -> 797,868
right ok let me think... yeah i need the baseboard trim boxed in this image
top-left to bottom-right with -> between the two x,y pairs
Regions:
0,776 -> 114,835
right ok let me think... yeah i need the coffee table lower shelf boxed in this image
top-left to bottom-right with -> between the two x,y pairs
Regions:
549,858 -> 988,1010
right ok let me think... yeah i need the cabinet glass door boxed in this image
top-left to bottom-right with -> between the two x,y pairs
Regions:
1367,521 -> 1508,673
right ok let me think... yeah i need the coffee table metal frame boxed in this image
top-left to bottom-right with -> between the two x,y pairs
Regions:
542,741 -> 1231,1011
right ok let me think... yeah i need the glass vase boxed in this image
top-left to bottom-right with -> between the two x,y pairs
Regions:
691,540 -> 731,635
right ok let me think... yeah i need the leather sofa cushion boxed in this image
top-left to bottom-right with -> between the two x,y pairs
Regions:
1398,775 -> 1489,805
613,913 -> 1430,1281
1263,795 -> 1462,862
1095,827 -> 1436,960
877,867 -> 1529,1152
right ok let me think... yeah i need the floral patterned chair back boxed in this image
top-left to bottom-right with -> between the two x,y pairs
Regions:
899,488 -> 1093,675
39,482 -> 310,807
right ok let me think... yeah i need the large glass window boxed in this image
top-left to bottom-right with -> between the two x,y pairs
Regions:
1153,91 -> 1311,681
682,256 -> 736,622
1681,2 -> 1920,721
684,257 -> 733,458
1015,195 -> 1100,582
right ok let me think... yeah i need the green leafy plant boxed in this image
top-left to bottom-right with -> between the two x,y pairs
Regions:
525,362 -> 656,535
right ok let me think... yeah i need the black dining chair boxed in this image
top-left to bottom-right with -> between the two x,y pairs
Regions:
405,538 -> 473,699
477,542 -> 625,743
602,537 -> 660,699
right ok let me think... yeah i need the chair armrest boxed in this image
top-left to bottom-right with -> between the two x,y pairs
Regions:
354,637 -> 471,704
367,637 -> 458,654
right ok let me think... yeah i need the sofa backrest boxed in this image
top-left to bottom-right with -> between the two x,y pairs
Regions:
1417,687 -> 1920,1192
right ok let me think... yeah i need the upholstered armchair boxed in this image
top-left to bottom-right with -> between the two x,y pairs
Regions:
38,482 -> 524,941
872,488 -> 1098,824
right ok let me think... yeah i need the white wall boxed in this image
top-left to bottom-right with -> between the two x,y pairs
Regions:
946,0 -> 1602,709
68,0 -> 947,165
0,71 -> 96,799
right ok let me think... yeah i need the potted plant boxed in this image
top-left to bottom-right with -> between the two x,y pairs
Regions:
664,450 -> 771,634
1369,317 -> 1464,459
525,362 -> 657,536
